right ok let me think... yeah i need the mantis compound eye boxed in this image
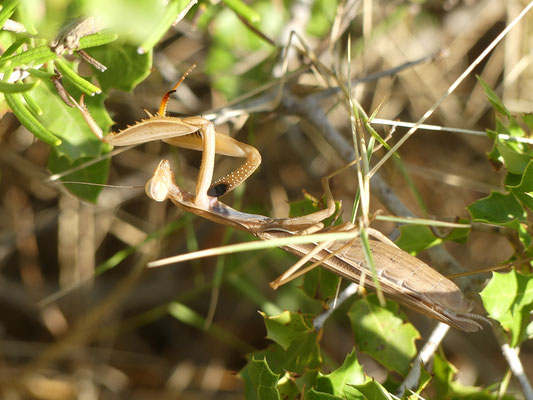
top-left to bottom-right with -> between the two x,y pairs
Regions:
208,183 -> 228,197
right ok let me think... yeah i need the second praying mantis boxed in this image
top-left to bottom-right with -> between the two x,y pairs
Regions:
68,65 -> 488,332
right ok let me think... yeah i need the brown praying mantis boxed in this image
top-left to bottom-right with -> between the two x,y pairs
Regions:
68,65 -> 488,332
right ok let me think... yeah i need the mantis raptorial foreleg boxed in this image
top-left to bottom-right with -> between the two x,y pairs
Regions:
70,64 -> 261,207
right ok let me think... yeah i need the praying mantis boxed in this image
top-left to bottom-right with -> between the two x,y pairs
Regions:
68,66 -> 488,332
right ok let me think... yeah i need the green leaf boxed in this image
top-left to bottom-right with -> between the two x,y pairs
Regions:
137,0 -> 196,54
54,59 -> 101,95
523,114 -> 533,131
395,224 -> 442,254
477,76 -> 511,117
249,340 -> 321,376
306,388 -> 344,400
4,92 -> 61,146
262,310 -> 315,351
84,41 -> 151,92
223,0 -> 260,23
491,136 -> 532,175
467,191 -> 526,227
78,32 -> 119,49
1,44 -> 57,69
507,159 -> 533,211
21,91 -> 43,116
240,357 -> 281,400
432,352 -> 514,400
30,78 -> 112,202
31,79 -> 112,160
48,151 -> 110,203
348,295 -> 419,376
315,350 -> 366,398
307,0 -> 338,37
480,270 -> 533,346
467,191 -> 530,247
302,267 -> 341,301
0,80 -> 39,93
84,0 -> 174,46
432,351 -> 456,399
0,0 -> 19,31
352,380 -> 392,400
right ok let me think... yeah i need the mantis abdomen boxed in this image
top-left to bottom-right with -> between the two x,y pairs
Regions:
261,230 -> 486,332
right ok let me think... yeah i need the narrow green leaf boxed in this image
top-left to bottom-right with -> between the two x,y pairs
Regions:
54,59 -> 101,95
348,295 -> 419,376
78,32 -> 119,49
0,0 -> 19,30
477,76 -> 511,117
0,37 -> 28,60
27,68 -> 54,79
21,91 -> 43,116
1,45 -> 57,69
223,0 -> 260,23
0,80 -> 39,93
168,302 -> 254,352
137,0 -> 193,54
5,92 -> 61,146
14,1 -> 37,35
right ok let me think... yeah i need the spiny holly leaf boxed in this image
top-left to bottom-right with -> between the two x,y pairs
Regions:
253,309 -> 324,372
261,310 -> 315,350
315,349 -> 366,399
489,134 -> 532,175
348,295 -> 419,376
480,270 -> 533,347
467,191 -> 530,247
507,159 -> 533,211
249,339 -> 321,375
433,352 -> 515,400
478,76 -> 511,118
240,356 -> 281,400
306,388 -> 345,399
351,380 -> 392,400
395,224 -> 441,254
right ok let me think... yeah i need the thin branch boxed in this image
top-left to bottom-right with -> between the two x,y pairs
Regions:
397,322 -> 450,397
313,283 -> 358,330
